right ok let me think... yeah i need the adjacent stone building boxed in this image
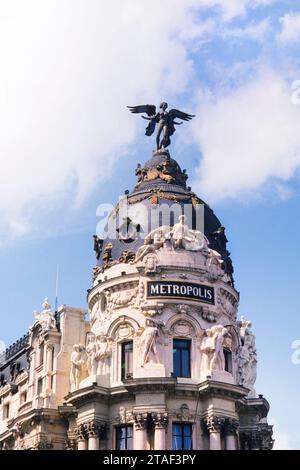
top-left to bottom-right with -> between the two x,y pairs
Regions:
0,148 -> 273,450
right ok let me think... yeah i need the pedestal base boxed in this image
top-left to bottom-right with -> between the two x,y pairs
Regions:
200,370 -> 235,384
79,373 -> 110,389
134,363 -> 166,378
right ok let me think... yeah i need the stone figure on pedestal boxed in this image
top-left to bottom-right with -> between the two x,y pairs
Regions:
85,334 -> 111,377
237,316 -> 257,397
95,336 -> 111,375
70,344 -> 86,392
138,319 -> 164,366
200,325 -> 229,373
86,334 -> 98,376
34,298 -> 56,332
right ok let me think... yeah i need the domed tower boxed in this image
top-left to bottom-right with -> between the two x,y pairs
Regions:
65,133 -> 273,450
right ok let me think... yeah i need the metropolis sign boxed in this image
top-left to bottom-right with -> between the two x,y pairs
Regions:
147,280 -> 215,305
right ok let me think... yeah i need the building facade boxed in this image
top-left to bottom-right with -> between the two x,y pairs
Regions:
0,148 -> 274,451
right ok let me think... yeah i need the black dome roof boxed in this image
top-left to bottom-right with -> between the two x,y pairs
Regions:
94,149 -> 234,283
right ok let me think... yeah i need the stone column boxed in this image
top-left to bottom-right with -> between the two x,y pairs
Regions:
152,412 -> 168,450
206,415 -> 225,450
224,419 -> 239,450
134,413 -> 148,450
75,424 -> 88,451
78,439 -> 88,451
85,420 -> 102,450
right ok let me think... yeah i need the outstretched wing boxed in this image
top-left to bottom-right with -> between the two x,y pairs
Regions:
168,108 -> 195,122
127,104 -> 156,116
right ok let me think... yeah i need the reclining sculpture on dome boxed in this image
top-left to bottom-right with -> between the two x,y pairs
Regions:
133,216 -> 211,264
133,226 -> 169,263
170,215 -> 207,251
127,102 -> 195,150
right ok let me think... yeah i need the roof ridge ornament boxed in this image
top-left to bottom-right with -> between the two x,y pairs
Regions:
127,102 -> 195,150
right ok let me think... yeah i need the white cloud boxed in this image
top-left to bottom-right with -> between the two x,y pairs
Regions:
198,0 -> 277,21
278,12 -> 300,44
220,18 -> 271,41
0,0 -> 203,240
192,69 -> 300,202
0,0 -> 283,242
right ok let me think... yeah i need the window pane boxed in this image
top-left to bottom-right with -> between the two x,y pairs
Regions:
173,349 -> 180,377
181,349 -> 190,377
172,435 -> 181,450
116,425 -> 133,450
183,436 -> 192,450
121,341 -> 133,380
126,434 -> 133,450
172,423 -> 192,451
173,339 -> 191,378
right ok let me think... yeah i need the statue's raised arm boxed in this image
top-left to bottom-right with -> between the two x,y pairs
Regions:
127,101 -> 195,150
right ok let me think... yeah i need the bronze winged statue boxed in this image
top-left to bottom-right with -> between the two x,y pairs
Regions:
127,102 -> 195,150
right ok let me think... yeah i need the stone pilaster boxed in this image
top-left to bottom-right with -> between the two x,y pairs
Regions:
204,415 -> 225,450
75,423 -> 88,451
134,413 -> 148,450
152,412 -> 168,450
224,418 -> 239,450
84,420 -> 107,450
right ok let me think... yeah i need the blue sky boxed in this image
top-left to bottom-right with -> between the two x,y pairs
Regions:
1,0 -> 300,449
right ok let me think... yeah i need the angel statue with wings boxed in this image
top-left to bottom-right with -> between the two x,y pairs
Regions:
127,101 -> 195,150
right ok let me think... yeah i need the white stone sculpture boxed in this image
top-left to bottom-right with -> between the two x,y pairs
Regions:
200,325 -> 229,373
85,333 -> 111,377
133,226 -> 168,263
138,319 -> 163,366
34,298 -> 56,332
107,288 -> 138,311
70,344 -> 86,392
170,215 -> 207,251
237,316 -> 257,397
86,334 -> 98,376
206,248 -> 223,268
133,216 -> 209,265
95,335 -> 111,375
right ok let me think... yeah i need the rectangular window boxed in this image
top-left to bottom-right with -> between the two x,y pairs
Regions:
39,343 -> 44,366
116,425 -> 133,450
3,404 -> 10,420
173,339 -> 191,378
172,423 -> 192,450
20,391 -> 27,404
121,341 -> 133,380
224,349 -> 232,373
37,378 -> 43,395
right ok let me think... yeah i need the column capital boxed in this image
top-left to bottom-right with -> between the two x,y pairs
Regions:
151,412 -> 168,429
134,413 -> 148,430
76,420 -> 107,440
75,423 -> 87,441
205,415 -> 225,433
224,418 -> 239,435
